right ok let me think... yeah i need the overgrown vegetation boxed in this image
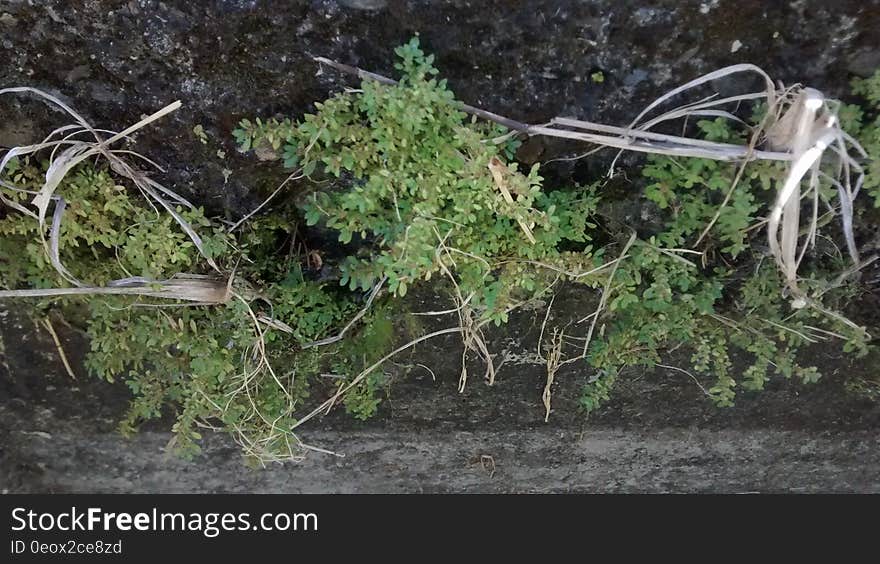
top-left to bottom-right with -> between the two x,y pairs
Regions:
581,116 -> 871,409
2,38 -> 879,463
0,155 -> 397,461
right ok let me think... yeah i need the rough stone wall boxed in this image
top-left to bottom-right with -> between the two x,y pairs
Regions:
2,0 -> 878,212
1,0 -> 880,492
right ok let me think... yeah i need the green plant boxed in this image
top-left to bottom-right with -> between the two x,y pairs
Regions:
0,160 -> 226,289
3,41 -> 876,466
642,118 -> 782,257
582,245 -> 868,410
234,37 -> 603,330
235,38 -> 875,421
848,70 -> 880,206
85,277 -> 362,460
580,110 -> 873,412
0,157 -> 391,462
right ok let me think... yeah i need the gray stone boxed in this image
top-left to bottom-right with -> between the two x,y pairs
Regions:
338,0 -> 387,10
1,0 -> 879,493
848,47 -> 880,78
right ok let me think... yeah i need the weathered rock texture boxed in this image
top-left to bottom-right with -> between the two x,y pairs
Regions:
1,0 -> 879,492
3,316 -> 880,493
2,0 -> 879,209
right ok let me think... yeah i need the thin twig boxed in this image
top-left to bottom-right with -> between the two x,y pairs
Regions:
292,327 -> 461,430
568,232 -> 637,362
300,276 -> 387,349
313,57 -> 531,132
228,169 -> 304,232
656,363 -> 710,397
42,317 -> 76,380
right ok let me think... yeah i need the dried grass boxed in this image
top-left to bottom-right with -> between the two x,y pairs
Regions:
0,274 -> 232,304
